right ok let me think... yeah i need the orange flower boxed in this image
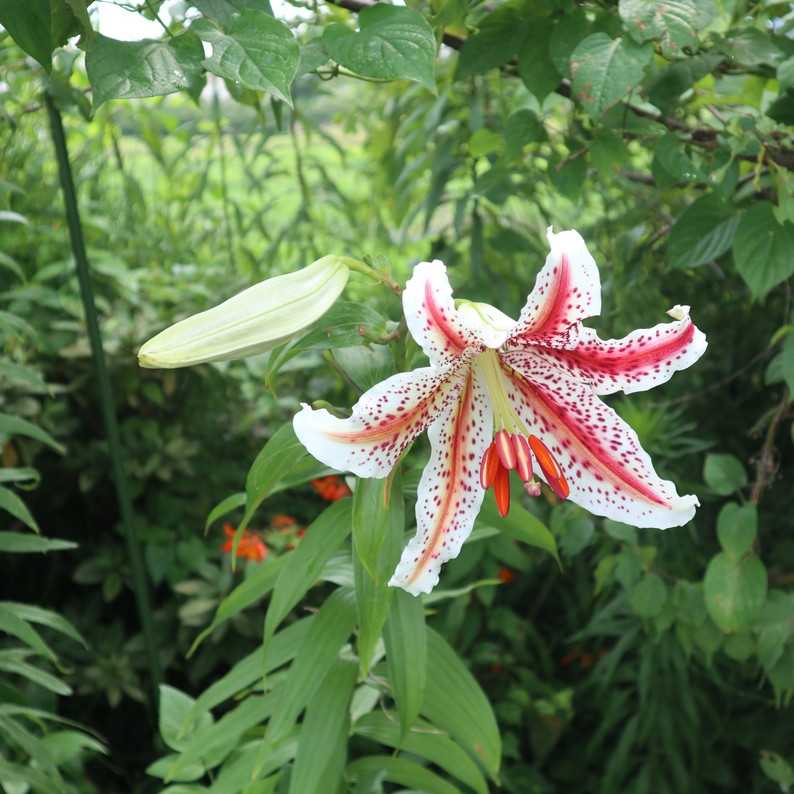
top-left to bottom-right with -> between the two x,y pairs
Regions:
271,513 -> 298,529
221,523 -> 268,562
311,475 -> 351,501
497,566 -> 515,584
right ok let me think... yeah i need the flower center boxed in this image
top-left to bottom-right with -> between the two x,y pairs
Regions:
474,349 -> 569,515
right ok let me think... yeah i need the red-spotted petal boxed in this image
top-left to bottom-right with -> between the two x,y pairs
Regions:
501,351 -> 699,528
403,260 -> 484,367
519,307 -> 707,395
508,228 -> 600,347
389,370 -> 493,595
293,366 -> 465,478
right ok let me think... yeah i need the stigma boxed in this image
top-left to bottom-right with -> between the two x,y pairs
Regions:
480,430 -> 569,516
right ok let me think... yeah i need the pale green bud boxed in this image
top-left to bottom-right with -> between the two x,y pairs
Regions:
138,255 -> 354,369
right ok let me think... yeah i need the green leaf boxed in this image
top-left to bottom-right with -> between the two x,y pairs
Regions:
0,486 -> 39,532
204,491 -> 245,531
0,602 -> 86,647
188,556 -> 286,654
0,0 -> 53,68
191,0 -> 272,26
159,685 -> 214,752
457,6 -> 529,78
504,110 -> 545,159
85,33 -> 205,108
629,573 -> 668,618
422,628 -> 501,779
383,587 -> 426,736
667,194 -> 740,269
354,712 -> 488,794
716,502 -> 757,559
518,18 -> 559,101
0,413 -> 65,454
322,5 -> 436,90
704,551 -> 767,633
778,55 -> 794,92
760,751 -> 794,789
733,202 -> 794,300
549,10 -> 591,77
619,0 -> 715,57
348,755 -> 460,794
266,588 -> 357,743
0,605 -> 56,661
0,654 -> 71,695
570,33 -> 652,117
478,491 -> 559,565
354,474 -> 405,675
263,498 -> 352,646
703,453 -> 747,495
720,28 -> 784,68
288,659 -> 357,794
197,11 -> 298,104
188,617 -> 313,718
0,532 -> 76,554
781,331 -> 794,396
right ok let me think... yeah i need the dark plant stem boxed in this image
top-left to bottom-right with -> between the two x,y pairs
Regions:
44,92 -> 162,710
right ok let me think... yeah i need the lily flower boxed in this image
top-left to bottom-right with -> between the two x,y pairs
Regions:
294,228 -> 707,595
221,523 -> 268,562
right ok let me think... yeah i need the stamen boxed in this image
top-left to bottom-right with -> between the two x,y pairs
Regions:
524,480 -> 541,497
528,435 -> 570,501
494,429 -> 516,470
479,443 -> 500,489
512,434 -> 532,482
494,466 -> 511,517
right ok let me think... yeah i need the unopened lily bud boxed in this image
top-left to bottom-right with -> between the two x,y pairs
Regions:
138,256 -> 355,369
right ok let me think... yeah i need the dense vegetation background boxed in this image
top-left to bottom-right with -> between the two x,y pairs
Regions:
1,0 -> 794,792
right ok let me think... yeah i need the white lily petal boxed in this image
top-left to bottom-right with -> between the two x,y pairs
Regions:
138,256 -> 353,368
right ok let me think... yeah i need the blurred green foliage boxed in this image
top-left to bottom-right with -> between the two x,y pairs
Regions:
2,0 -> 794,792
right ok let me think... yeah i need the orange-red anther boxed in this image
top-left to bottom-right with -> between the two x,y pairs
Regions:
512,434 -> 532,482
479,443 -> 500,489
494,466 -> 511,517
494,429 -> 516,470
528,435 -> 569,501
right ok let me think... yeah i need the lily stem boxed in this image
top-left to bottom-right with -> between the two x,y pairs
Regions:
45,92 -> 162,711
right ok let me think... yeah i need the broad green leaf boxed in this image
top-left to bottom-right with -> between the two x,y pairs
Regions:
188,617 -> 313,719
197,11 -> 299,105
383,585 -> 426,736
191,0 -> 272,26
422,628 -> 500,779
778,55 -> 794,92
347,755 -> 460,794
716,502 -> 757,559
268,589 -> 356,741
0,532 -> 76,554
570,33 -> 652,117
262,498 -> 352,646
0,0 -> 53,68
704,551 -> 767,633
667,194 -> 740,269
288,660 -> 357,794
322,5 -> 436,91
0,413 -> 65,454
629,573 -> 668,619
703,453 -> 747,495
355,712 -> 488,794
760,751 -> 794,790
549,9 -> 590,77
457,6 -> 529,78
733,202 -> 794,300
720,28 -> 784,68
0,602 -> 86,647
86,33 -> 205,107
619,0 -> 715,57
354,474 -> 405,675
504,110 -> 545,159
188,556 -> 286,654
781,331 -> 794,396
159,685 -> 214,752
478,491 -> 559,564
0,714 -> 62,782
518,18 -> 558,100
0,486 -> 39,532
